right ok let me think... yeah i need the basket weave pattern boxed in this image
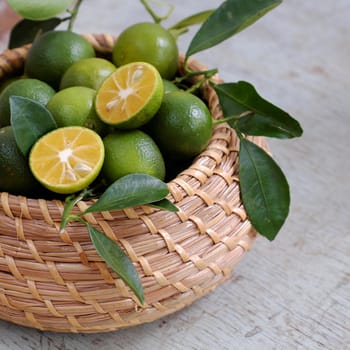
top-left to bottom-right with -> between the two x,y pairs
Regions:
0,34 -> 266,333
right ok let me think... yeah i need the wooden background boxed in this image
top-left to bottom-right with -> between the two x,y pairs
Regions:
0,0 -> 349,349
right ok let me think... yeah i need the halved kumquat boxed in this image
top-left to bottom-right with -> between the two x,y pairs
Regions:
95,62 -> 163,129
29,126 -> 105,194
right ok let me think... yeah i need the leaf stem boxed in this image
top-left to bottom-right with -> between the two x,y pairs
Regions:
67,0 -> 84,31
172,67 -> 218,94
185,78 -> 205,94
174,67 -> 218,84
139,0 -> 174,24
59,214 -> 86,234
59,186 -> 96,232
169,27 -> 189,40
212,110 -> 255,126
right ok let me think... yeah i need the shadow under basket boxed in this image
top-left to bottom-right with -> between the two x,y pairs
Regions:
0,34 -> 268,333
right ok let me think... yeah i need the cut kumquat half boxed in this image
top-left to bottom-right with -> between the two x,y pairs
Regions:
95,61 -> 163,129
29,126 -> 105,194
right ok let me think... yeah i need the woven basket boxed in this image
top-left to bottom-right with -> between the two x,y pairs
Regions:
0,34 -> 268,333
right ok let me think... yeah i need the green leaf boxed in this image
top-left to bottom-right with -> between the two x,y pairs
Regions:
60,188 -> 95,232
213,82 -> 303,138
186,0 -> 282,58
150,198 -> 178,212
10,96 -> 57,156
8,18 -> 62,49
170,10 -> 215,30
84,174 -> 170,214
87,224 -> 144,304
239,138 -> 290,240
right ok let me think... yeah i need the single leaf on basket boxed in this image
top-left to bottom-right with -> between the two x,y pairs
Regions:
60,188 -> 96,232
83,173 -> 170,214
87,224 -> 144,304
213,81 -> 303,139
10,96 -> 57,157
186,0 -> 282,58
239,138 -> 290,240
8,18 -> 62,49
150,198 -> 178,212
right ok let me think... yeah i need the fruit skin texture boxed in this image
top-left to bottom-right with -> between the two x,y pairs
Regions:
60,57 -> 117,90
7,0 -> 75,21
0,126 -> 43,196
113,22 -> 179,80
102,129 -> 166,184
0,76 -> 23,94
0,78 -> 55,127
25,31 -> 95,88
145,91 -> 213,161
162,79 -> 180,94
47,86 -> 108,136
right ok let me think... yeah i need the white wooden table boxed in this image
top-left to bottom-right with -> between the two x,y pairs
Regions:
0,0 -> 349,349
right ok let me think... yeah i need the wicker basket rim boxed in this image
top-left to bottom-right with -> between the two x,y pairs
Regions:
0,33 -> 267,333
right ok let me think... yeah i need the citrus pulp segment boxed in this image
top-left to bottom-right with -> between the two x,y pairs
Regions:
95,62 -> 163,129
29,126 -> 105,194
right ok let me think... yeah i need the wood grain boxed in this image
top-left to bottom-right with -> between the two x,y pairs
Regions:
0,0 -> 349,348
